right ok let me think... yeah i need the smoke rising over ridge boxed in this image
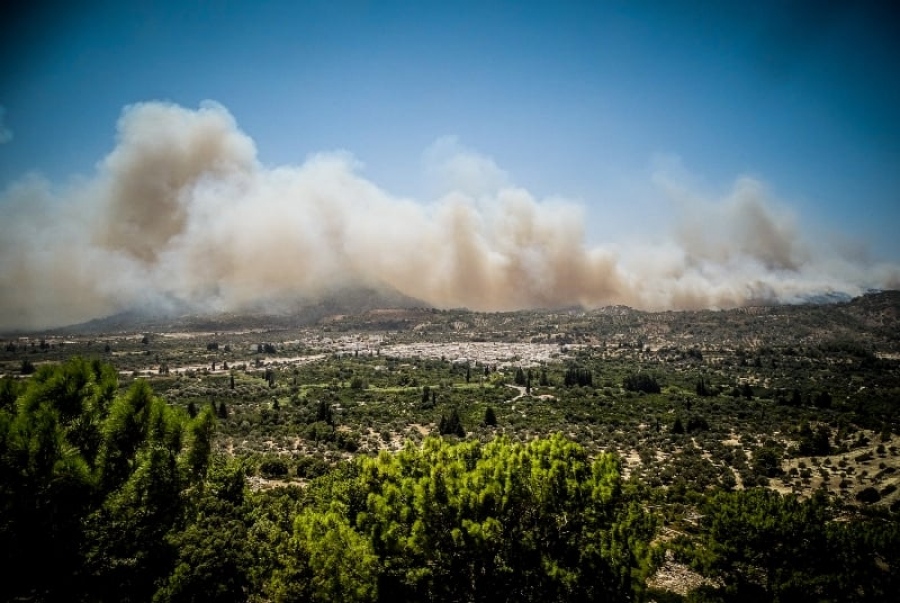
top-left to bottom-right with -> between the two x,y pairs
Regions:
0,101 -> 896,330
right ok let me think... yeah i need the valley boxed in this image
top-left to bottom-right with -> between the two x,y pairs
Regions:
2,291 -> 899,601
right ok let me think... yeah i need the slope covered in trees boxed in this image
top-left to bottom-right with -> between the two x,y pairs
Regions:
681,488 -> 900,602
2,359 -> 900,602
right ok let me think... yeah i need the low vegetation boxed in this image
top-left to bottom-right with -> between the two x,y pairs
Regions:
2,292 -> 899,600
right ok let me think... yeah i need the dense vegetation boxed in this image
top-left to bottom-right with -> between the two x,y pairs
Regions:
0,359 -> 219,602
680,488 -> 900,602
2,358 -> 899,601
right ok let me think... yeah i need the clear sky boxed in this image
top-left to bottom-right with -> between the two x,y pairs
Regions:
0,1 -> 898,327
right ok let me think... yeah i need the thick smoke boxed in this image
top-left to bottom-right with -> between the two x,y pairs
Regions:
0,101 -> 896,330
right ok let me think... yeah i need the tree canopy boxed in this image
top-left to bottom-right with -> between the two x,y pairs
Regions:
2,358 -> 898,602
0,358 -> 215,602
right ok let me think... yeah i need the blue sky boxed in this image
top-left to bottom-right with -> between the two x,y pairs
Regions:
2,0 -> 898,252
0,1 -> 899,326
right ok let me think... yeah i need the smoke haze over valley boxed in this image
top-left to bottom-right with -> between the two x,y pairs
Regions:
0,101 -> 896,331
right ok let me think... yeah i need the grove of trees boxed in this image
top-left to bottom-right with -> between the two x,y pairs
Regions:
2,358 -> 899,602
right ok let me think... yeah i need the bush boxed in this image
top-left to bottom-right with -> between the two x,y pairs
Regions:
295,456 -> 330,479
753,447 -> 782,478
687,415 -> 710,433
623,373 -> 661,394
855,487 -> 881,504
258,457 -> 289,478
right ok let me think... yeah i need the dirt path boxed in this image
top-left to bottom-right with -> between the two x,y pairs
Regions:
506,384 -> 527,402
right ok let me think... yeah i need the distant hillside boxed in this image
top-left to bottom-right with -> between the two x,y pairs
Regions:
24,290 -> 900,354
50,285 -> 428,334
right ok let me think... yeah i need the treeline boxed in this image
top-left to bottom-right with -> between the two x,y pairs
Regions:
623,372 -> 660,394
563,366 -> 593,388
2,359 -> 899,602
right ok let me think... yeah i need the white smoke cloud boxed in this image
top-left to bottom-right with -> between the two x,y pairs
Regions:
658,170 -> 806,271
423,135 -> 510,197
0,100 -> 896,330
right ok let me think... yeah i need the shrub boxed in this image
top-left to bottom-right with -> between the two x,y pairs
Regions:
855,487 -> 881,504
623,373 -> 661,394
258,457 -> 289,478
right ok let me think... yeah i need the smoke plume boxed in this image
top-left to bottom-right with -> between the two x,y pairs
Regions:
0,101 -> 896,330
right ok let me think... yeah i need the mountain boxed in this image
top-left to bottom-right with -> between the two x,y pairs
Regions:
50,285 -> 428,334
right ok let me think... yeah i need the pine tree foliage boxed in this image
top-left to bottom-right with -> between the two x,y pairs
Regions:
683,488 -> 900,602
563,366 -> 593,388
438,408 -> 465,437
0,358 -> 215,602
267,434 -> 657,602
622,373 -> 660,394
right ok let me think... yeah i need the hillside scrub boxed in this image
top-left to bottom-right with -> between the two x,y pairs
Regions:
3,355 -> 900,601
